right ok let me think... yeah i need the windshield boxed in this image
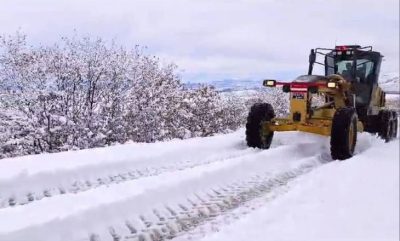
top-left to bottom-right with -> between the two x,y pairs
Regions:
333,59 -> 374,82
355,59 -> 374,82
336,60 -> 353,76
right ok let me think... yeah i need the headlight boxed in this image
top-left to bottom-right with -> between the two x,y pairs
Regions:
327,82 -> 337,88
263,79 -> 276,87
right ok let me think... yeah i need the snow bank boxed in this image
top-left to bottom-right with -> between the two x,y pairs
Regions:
0,131 -> 254,205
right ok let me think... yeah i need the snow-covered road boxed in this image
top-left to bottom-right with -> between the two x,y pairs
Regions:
198,138 -> 399,241
0,129 -> 397,241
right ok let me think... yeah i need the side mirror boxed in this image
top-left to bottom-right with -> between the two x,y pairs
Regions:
309,49 -> 316,64
308,49 -> 316,75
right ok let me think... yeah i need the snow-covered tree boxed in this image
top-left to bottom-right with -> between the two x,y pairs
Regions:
0,32 -> 290,159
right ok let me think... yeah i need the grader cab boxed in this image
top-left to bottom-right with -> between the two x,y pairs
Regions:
246,45 -> 398,160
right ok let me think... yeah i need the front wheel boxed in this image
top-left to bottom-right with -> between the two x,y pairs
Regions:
330,107 -> 358,160
245,103 -> 275,149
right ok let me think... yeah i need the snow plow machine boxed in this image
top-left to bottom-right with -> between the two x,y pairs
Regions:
246,45 -> 398,160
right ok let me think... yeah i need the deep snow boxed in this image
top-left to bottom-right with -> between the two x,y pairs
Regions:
0,129 -> 398,241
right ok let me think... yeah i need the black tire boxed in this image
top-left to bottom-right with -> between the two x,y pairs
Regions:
378,110 -> 392,142
363,115 -> 380,134
246,103 -> 275,149
331,107 -> 358,160
391,111 -> 398,139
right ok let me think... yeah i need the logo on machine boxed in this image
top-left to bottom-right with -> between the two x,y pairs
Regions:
292,92 -> 305,99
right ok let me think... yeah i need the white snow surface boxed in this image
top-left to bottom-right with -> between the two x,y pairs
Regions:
200,138 -> 399,241
0,129 -> 398,241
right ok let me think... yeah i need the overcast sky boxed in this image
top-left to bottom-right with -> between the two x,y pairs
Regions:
1,0 -> 399,82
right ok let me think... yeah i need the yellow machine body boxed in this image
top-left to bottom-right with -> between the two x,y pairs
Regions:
262,76 -> 368,136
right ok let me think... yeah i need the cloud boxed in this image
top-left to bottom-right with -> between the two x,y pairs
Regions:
0,0 -> 399,82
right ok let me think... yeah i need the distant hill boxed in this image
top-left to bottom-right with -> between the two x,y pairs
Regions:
380,73 -> 399,93
184,79 -> 264,92
186,73 -> 399,93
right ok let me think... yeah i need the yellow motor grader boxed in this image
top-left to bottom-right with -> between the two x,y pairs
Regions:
246,45 -> 398,160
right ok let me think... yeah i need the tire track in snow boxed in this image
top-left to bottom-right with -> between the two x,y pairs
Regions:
91,155 -> 329,241
0,139 -> 330,241
1,131 -> 318,209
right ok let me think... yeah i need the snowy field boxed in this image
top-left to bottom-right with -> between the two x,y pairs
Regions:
0,129 -> 398,241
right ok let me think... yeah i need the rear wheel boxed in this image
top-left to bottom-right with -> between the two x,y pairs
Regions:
379,110 -> 393,142
390,111 -> 398,139
330,107 -> 358,160
246,103 -> 275,149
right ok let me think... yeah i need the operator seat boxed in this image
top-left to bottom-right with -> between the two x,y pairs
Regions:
356,65 -> 367,83
351,72 -> 374,107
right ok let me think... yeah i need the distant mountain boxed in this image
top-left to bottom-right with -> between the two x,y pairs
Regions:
184,79 -> 264,92
380,73 -> 399,93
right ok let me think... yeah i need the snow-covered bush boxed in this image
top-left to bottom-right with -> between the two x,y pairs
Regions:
0,32 -> 289,159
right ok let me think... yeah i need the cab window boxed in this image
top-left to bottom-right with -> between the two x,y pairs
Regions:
335,60 -> 353,77
355,59 -> 374,83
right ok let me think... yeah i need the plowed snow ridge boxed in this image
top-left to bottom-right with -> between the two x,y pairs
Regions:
0,130 -> 384,241
0,131 -> 257,208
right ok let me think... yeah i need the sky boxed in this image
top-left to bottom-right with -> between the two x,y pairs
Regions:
0,0 -> 399,82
